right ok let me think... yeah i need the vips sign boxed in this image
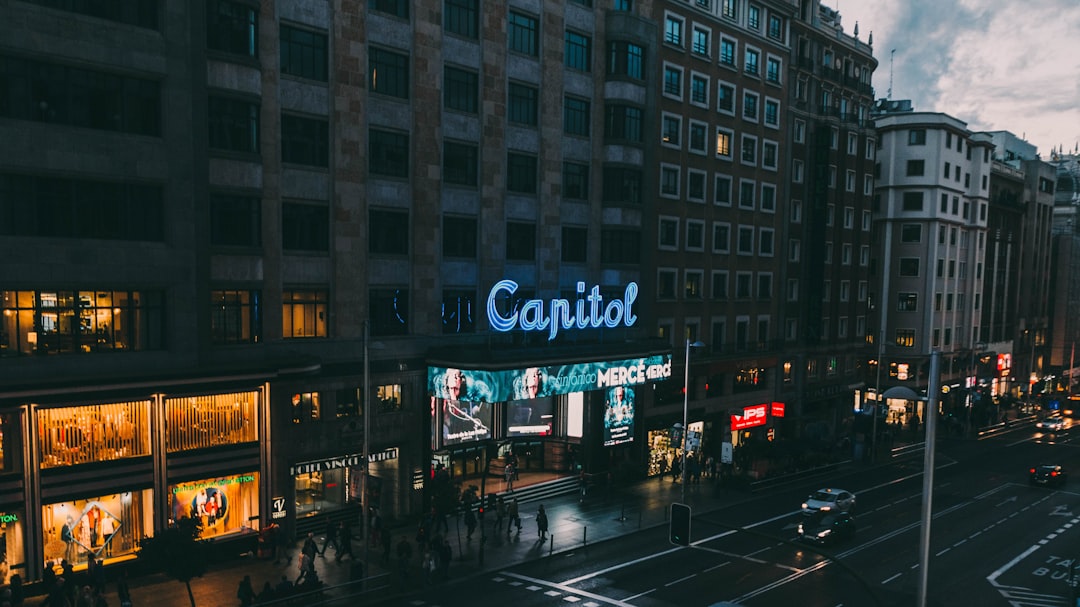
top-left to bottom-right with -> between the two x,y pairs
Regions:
731,403 -> 768,430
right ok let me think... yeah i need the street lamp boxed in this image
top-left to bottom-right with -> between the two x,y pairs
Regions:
681,339 -> 705,504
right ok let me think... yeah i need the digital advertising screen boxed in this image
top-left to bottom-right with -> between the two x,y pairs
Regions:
602,385 -> 635,446
441,400 -> 493,446
506,398 -> 554,437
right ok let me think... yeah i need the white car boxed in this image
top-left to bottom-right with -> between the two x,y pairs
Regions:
1037,417 -> 1065,431
801,488 -> 856,515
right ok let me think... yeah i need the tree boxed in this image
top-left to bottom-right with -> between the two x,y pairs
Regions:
137,517 -> 210,607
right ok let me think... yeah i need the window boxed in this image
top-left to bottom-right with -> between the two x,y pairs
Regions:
718,38 -> 737,69
765,56 -> 781,83
508,82 -> 539,125
908,129 -> 926,145
283,289 -> 328,338
690,74 -> 709,106
211,289 -> 262,344
741,135 -> 757,165
661,114 -> 681,147
369,287 -> 409,336
757,273 -> 772,299
614,0 -> 631,10
207,0 -> 257,57
794,119 -> 805,143
898,258 -> 920,277
748,5 -> 761,29
282,201 -> 329,252
689,121 -> 708,154
901,224 -> 922,242
281,114 -> 329,167
788,239 -> 800,262
508,12 -> 539,56
369,208 -> 409,254
369,128 -> 408,177
895,329 -> 915,348
507,152 -> 538,193
444,66 -> 479,113
444,141 -> 478,186
712,222 -> 730,253
787,278 -> 799,302
764,99 -> 779,127
607,41 -> 644,80
739,180 -> 755,209
210,193 -> 260,247
441,290 -> 476,334
845,169 -> 856,192
443,215 -> 478,258
744,48 -> 759,75
565,30 -> 591,71
601,228 -> 640,263
712,271 -> 729,299
208,96 -> 259,153
792,159 -> 803,182
370,0 -> 408,18
716,128 -> 733,159
743,92 -> 759,121
506,221 -> 536,260
760,184 -> 775,211
902,191 -> 924,211
737,226 -> 754,254
369,47 -> 409,98
664,15 -> 683,46
717,82 -> 735,114
603,166 -> 642,204
687,171 -> 706,202
280,24 -> 328,81
714,175 -> 732,206
658,270 -> 677,298
692,26 -> 710,57
685,271 -> 704,298
721,0 -> 737,20
444,0 -> 478,38
759,228 -> 774,256
605,104 -> 642,141
564,96 -> 590,136
663,64 -> 683,98
686,220 -> 705,250
563,162 -> 589,200
762,142 -> 777,169
660,165 -> 679,198
562,226 -> 588,263
768,14 -> 783,41
841,244 -> 852,265
736,273 -> 752,298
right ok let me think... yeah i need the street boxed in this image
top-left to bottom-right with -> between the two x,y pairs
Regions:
377,421 -> 1080,606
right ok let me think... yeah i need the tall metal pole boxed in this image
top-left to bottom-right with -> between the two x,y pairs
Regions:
872,336 -> 884,461
916,350 -> 942,607
361,321 -> 370,574
681,339 -> 690,504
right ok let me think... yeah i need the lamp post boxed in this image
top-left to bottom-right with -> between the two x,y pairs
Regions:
681,340 -> 705,504
361,320 -> 370,576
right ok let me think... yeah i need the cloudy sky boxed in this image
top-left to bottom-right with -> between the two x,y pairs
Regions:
831,0 -> 1080,158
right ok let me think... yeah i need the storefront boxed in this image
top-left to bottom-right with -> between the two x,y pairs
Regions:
42,490 -> 151,568
0,507 -> 25,586
169,473 -> 259,539
289,448 -> 399,521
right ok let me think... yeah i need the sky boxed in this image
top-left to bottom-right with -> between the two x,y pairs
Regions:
830,0 -> 1080,158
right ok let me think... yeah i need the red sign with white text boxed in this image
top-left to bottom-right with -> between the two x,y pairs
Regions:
731,403 -> 767,430
771,402 -> 785,417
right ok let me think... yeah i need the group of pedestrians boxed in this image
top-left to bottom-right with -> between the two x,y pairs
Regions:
38,558 -> 127,607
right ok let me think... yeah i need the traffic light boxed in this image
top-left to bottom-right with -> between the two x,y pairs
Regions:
669,503 -> 691,546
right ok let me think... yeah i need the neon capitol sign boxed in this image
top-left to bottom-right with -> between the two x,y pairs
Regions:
487,280 -> 638,340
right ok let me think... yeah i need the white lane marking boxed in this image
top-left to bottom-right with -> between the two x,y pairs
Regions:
665,574 -> 697,587
882,573 -> 902,584
501,571 -> 636,607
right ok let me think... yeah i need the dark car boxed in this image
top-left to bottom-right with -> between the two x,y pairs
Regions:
1029,464 -> 1067,487
797,511 -> 856,545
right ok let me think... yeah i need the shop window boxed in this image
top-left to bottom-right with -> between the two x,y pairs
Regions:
291,392 -> 321,423
168,472 -> 259,539
43,489 -> 152,569
38,402 -> 150,469
0,505 -> 25,585
282,289 -> 328,338
294,468 -> 355,518
165,391 -> 259,452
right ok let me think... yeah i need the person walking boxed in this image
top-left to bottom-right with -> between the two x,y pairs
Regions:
507,498 -> 520,535
319,519 -> 338,557
504,461 -> 515,492
236,574 -> 256,607
301,532 -> 318,562
464,504 -> 477,540
493,496 -> 506,533
335,521 -> 353,562
536,504 -> 549,540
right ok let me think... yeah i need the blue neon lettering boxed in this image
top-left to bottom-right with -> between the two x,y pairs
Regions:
486,279 -> 638,340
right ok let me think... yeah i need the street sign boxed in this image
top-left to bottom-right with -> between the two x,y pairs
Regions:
721,442 -> 733,464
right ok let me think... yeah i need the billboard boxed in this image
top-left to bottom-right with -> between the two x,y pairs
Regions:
603,385 -> 636,446
440,400 -> 493,446
506,398 -> 554,437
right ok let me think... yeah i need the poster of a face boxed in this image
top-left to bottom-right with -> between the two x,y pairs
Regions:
506,398 -> 553,436
514,367 -> 548,400
603,385 -> 635,446
441,400 -> 493,446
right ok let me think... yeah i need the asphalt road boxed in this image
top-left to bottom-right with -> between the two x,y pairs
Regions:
387,418 -> 1080,607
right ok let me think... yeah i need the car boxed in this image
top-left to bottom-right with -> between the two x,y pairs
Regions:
797,511 -> 856,545
1030,464 -> 1067,487
801,488 -> 856,515
1036,416 -> 1065,431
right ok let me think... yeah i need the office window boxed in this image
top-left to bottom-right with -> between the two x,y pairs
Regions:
717,83 -> 735,114
603,166 -> 642,204
444,141 -> 478,186
443,216 -> 477,258
900,225 -> 924,245
759,228 -> 774,256
565,30 -> 591,71
687,171 -> 706,202
369,129 -> 408,177
690,74 -> 708,106
908,129 -> 926,145
692,26 -> 710,57
741,135 -> 757,165
738,180 -> 755,209
902,191 -> 924,211
283,289 -> 328,338
712,271 -> 729,299
562,226 -> 588,263
766,56 -> 780,83
787,278 -> 799,302
564,97 -> 590,136
686,220 -> 705,250
444,0 -> 478,38
507,153 -> 538,193
658,218 -> 679,249
760,184 -> 775,212
658,270 -> 677,299
211,289 -> 262,344
744,48 -> 759,75
660,165 -> 679,198
369,287 -> 409,336
712,222 -> 730,253
508,12 -> 539,56
664,15 -> 683,46
508,82 -> 539,126
207,0 -> 257,57
370,0 -> 408,18
444,66 -> 479,113
743,92 -> 759,121
563,162 -> 589,200
714,175 -> 732,206
719,37 -> 736,67
663,65 -> 683,98
210,193 -> 260,247
280,24 -> 328,81
762,142 -> 777,169
281,114 -> 329,167
369,209 -> 409,254
208,96 -> 259,153
506,222 -> 536,260
607,41 -> 644,80
282,201 -> 329,252
737,225 -> 753,254
604,104 -> 642,141
764,99 -> 779,126
689,121 -> 708,154
716,128 -> 733,159
369,47 -> 409,99
898,258 -> 920,277
662,114 -> 681,147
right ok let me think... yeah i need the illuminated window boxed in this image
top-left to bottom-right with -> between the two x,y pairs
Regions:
37,401 -> 151,468
168,472 -> 259,539
43,489 -> 152,568
377,384 -> 402,412
283,289 -> 328,338
211,289 -> 261,345
291,391 -> 321,424
165,391 -> 259,450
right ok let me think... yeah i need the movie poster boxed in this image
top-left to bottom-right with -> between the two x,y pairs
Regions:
603,385 -> 635,446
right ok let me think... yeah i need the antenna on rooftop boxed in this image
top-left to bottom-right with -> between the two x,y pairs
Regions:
888,49 -> 896,101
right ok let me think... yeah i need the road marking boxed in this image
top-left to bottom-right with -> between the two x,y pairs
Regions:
666,574 -> 697,586
881,573 -> 902,584
694,545 -> 801,573
704,561 -> 731,573
501,572 -> 636,607
622,588 -> 656,601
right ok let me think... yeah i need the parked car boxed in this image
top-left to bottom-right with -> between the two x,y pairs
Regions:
1029,464 -> 1067,487
1036,416 -> 1065,432
801,488 -> 856,515
797,511 -> 856,545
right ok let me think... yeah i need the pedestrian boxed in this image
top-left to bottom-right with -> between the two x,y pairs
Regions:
493,495 -> 506,532
504,461 -> 515,491
671,456 -> 682,483
536,504 -> 548,539
369,508 -> 382,545
579,471 -> 588,503
236,574 -> 256,607
275,574 -> 293,597
9,573 -> 25,607
301,532 -> 318,562
116,571 -> 131,607
422,548 -> 437,586
507,498 -> 520,535
464,504 -> 477,540
658,455 -> 668,481
335,522 -> 353,562
319,519 -> 338,556
256,581 -> 274,604
295,551 -> 315,585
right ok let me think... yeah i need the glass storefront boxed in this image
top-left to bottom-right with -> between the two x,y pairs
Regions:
164,392 -> 259,452
169,472 -> 260,539
37,401 -> 150,468
0,509 -> 25,585
42,490 -> 152,569
295,469 -> 352,518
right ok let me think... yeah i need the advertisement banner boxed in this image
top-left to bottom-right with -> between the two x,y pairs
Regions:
506,398 -> 553,436
602,386 -> 635,446
731,403 -> 767,430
